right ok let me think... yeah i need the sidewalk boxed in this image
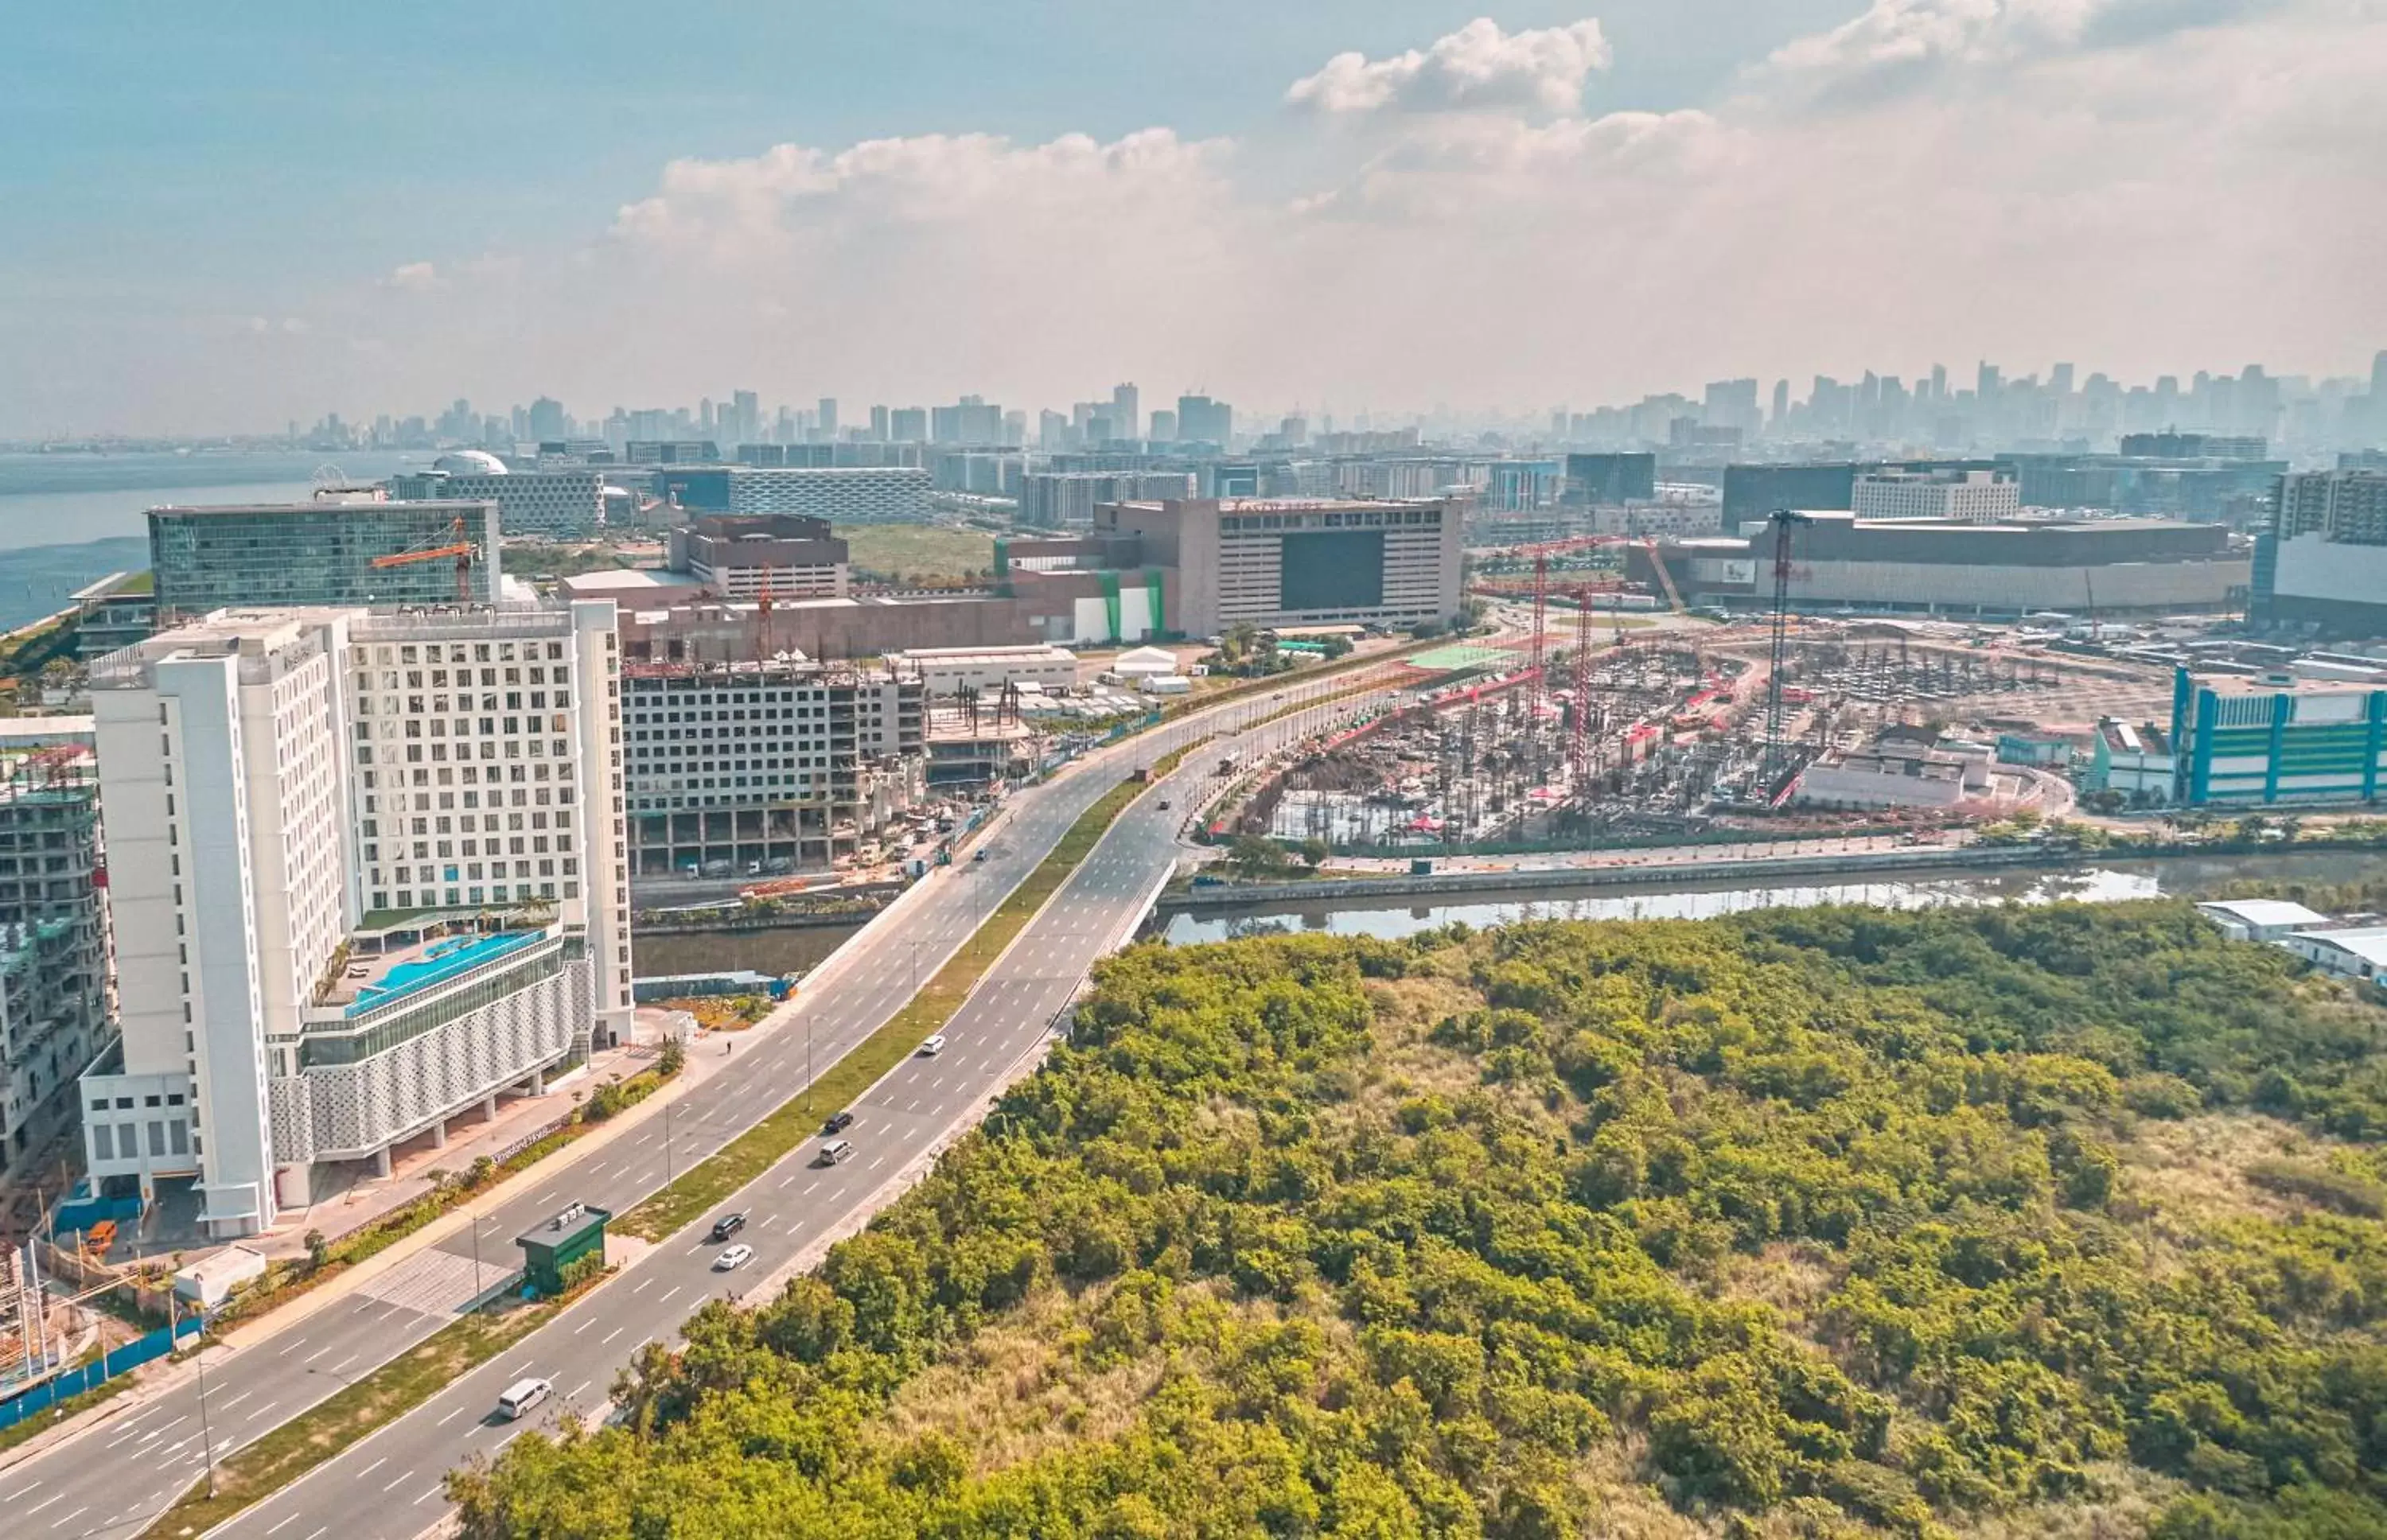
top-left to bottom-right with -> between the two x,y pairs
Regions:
244,1044 -> 641,1264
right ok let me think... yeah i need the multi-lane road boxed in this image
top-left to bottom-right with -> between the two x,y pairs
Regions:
0,667 -> 1402,1540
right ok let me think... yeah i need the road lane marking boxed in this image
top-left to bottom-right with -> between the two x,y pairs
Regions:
570,1380 -> 591,1400
437,1405 -> 467,1426
661,1286 -> 682,1305
22,1493 -> 61,1515
268,1513 -> 302,1534
574,1316 -> 596,1333
358,1456 -> 387,1479
246,1398 -> 282,1424
416,1485 -> 445,1505
384,1469 -> 414,1492
602,1327 -> 624,1345
49,1506 -> 87,1530
301,1344 -> 333,1363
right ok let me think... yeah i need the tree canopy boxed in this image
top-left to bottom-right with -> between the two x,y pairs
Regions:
452,903 -> 2387,1538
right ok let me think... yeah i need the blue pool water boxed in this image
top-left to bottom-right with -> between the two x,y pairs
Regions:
349,931 -> 541,1016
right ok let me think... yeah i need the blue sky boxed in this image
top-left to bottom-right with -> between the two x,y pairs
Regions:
6,2 -> 1827,300
4,2 -> 2382,435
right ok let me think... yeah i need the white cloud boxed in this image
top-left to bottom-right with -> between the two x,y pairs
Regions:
1752,0 -> 2277,107
1286,18 -> 1611,115
68,4 -> 2377,436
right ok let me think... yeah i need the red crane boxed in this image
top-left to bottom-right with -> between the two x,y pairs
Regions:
1528,553 -> 1548,719
1570,584 -> 1595,791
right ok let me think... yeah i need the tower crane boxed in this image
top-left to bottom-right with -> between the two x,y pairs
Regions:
1761,508 -> 1813,795
370,515 -> 479,604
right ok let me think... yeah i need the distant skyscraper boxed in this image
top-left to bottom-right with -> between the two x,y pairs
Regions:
1977,362 -> 2001,399
1175,395 -> 1231,447
1150,409 -> 1178,443
890,407 -> 928,443
1111,383 -> 1139,441
1770,379 -> 1789,429
2050,362 -> 2075,396
869,404 -> 890,441
817,398 -> 838,440
528,396 -> 566,442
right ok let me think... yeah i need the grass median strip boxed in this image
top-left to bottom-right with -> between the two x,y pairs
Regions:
136,1278 -> 596,1540
613,774 -> 1149,1245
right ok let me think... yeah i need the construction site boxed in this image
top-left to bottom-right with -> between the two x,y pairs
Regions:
1223,516 -> 2176,854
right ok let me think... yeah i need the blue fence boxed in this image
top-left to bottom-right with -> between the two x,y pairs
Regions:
0,1315 -> 202,1433
50,1192 -> 140,1237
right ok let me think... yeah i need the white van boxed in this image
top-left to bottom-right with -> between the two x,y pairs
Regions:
496,1376 -> 552,1421
816,1138 -> 855,1167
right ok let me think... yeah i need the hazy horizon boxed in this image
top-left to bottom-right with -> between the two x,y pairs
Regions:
7,1 -> 2384,438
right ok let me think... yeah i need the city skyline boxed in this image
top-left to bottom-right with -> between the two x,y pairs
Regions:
201,350 -> 2387,460
8,2 -> 2386,438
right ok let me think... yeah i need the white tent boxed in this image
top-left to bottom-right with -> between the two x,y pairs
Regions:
1113,645 -> 1181,677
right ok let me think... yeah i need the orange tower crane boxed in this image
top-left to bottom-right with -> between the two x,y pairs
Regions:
369,515 -> 479,603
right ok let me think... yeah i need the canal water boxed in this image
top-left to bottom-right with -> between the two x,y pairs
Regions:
632,921 -> 866,981
628,850 -> 2387,971
1155,850 -> 2387,947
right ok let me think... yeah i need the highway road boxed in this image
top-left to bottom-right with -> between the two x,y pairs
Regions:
0,667 -> 1402,1540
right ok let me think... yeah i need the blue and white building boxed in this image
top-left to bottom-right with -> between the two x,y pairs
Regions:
79,602 -> 630,1239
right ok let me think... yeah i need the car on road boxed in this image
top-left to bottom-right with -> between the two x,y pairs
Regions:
707,1211 -> 747,1242
1157,799 -> 1171,810
918,1033 -> 947,1056
817,1137 -> 855,1166
714,1242 -> 756,1271
496,1376 -> 552,1421
821,1110 -> 855,1135
972,849 -> 989,862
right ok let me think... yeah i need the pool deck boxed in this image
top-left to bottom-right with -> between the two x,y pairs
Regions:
321,929 -> 544,1015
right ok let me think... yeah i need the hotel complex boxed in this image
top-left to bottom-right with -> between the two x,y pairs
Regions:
76,601 -> 630,1239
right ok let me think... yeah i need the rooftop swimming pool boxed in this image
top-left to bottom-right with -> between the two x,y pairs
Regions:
348,930 -> 544,1017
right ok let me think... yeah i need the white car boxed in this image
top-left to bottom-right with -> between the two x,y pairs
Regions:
713,1243 -> 755,1272
496,1376 -> 552,1421
918,1033 -> 947,1056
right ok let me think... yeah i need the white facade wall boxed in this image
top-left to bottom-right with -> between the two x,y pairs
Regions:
690,559 -> 847,600
82,601 -> 630,1237
1851,474 -> 2021,523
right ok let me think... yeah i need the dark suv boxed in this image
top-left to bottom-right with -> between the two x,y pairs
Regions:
707,1211 -> 747,1243
821,1110 -> 856,1136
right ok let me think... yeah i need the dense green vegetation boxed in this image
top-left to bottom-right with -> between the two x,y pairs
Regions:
452,904 -> 2387,1538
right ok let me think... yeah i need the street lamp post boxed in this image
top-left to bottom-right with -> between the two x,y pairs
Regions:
195,1323 -> 218,1497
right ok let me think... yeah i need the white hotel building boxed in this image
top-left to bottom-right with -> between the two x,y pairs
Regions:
80,601 -> 630,1239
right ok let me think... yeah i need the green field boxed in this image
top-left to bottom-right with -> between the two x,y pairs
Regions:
835,523 -> 998,583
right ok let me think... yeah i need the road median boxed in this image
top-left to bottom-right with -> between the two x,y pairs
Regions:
612,773 -> 1148,1244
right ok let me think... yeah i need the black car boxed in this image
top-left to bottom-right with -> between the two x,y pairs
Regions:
707,1211 -> 747,1243
822,1110 -> 855,1136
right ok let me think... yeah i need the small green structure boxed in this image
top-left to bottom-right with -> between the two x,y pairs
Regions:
516,1200 -> 610,1296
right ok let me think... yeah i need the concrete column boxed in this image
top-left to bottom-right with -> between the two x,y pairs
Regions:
372,1145 -> 393,1179
482,1095 -> 499,1122
430,1120 -> 448,1149
528,1069 -> 547,1096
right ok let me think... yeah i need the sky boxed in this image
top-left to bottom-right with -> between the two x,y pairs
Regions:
4,0 -> 2384,437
